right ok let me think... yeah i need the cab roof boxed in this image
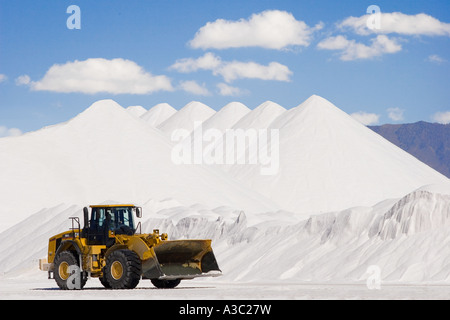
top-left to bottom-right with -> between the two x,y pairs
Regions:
89,204 -> 136,208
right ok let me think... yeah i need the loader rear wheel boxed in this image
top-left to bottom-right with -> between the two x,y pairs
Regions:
105,249 -> 141,289
54,251 -> 86,290
151,278 -> 181,289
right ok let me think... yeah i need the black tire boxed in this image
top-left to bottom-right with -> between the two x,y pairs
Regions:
151,278 -> 181,289
105,249 -> 141,289
54,251 -> 87,290
99,275 -> 112,289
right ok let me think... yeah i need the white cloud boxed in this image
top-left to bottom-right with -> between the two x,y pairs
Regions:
317,35 -> 402,60
339,12 -> 450,37
351,111 -> 380,126
427,54 -> 447,64
318,35 -> 351,51
189,10 -> 323,50
179,80 -> 211,96
432,111 -> 450,124
170,53 -> 292,83
216,61 -> 292,83
216,83 -> 247,96
387,107 -> 405,121
169,52 -> 222,73
28,58 -> 173,94
321,12 -> 450,61
0,126 -> 22,138
0,74 -> 7,83
15,75 -> 31,86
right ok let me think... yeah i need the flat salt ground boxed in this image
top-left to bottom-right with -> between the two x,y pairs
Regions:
0,277 -> 449,300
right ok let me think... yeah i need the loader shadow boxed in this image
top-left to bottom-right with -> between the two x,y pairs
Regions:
32,286 -> 216,291
31,287 -> 62,291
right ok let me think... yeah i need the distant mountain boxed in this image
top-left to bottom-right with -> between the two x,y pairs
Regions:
369,122 -> 450,178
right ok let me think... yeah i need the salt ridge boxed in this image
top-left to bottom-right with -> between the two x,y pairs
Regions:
0,99 -> 277,230
140,103 -> 177,127
1,184 -> 449,283
157,101 -> 216,135
0,95 -> 449,285
226,95 -> 449,212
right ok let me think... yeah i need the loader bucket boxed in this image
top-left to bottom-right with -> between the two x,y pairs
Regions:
141,240 -> 221,280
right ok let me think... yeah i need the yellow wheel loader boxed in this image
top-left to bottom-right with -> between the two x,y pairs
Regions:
39,205 -> 221,289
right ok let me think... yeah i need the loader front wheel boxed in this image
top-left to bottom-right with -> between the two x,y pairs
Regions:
54,251 -> 86,290
151,278 -> 181,289
105,249 -> 141,289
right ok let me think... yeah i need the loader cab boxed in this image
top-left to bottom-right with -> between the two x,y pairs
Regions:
82,205 -> 140,246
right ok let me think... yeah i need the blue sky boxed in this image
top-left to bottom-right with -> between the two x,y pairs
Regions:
0,0 -> 449,134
